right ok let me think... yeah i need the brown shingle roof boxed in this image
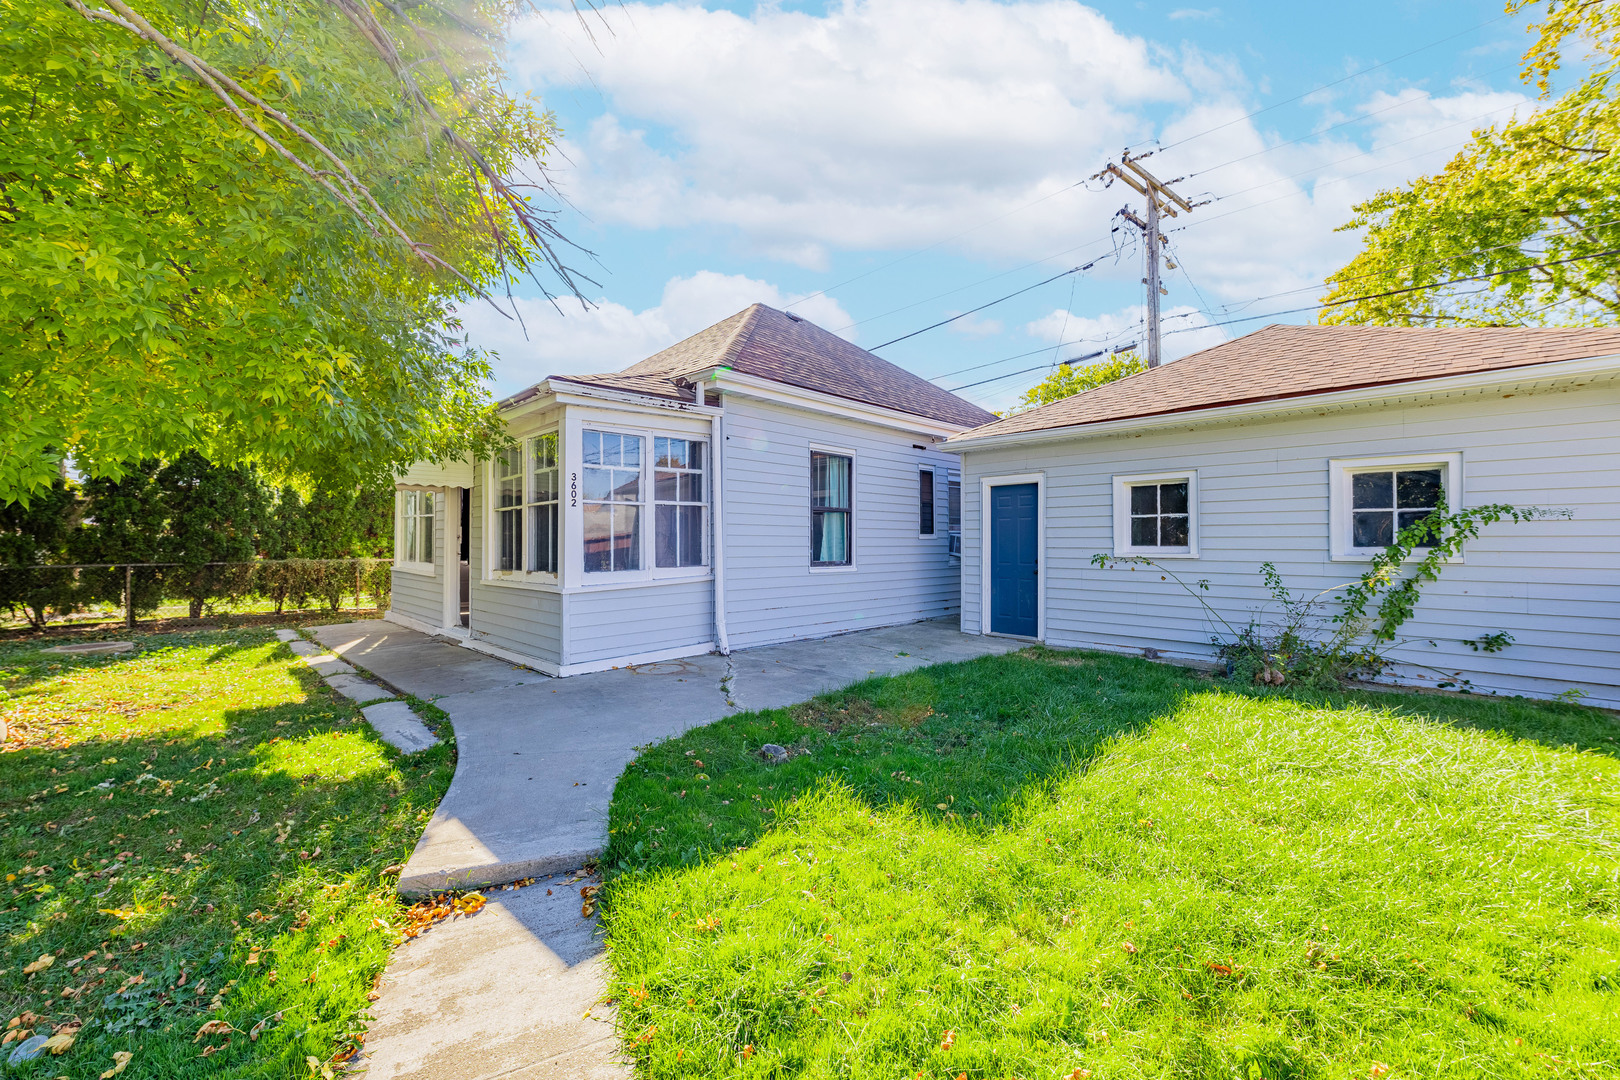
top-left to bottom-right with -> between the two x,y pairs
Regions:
548,304 -> 996,428
949,324 -> 1620,442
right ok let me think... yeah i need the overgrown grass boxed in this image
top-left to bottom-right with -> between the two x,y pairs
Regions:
603,648 -> 1620,1078
0,629 -> 452,1078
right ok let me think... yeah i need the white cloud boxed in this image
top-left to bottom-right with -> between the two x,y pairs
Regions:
512,0 -> 1187,262
946,312 -> 1005,339
505,0 -> 1530,341
1024,303 -> 1226,361
457,271 -> 854,394
1168,8 -> 1220,20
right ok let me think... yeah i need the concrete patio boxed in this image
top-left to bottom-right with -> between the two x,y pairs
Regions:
313,617 -> 1022,1080
312,618 -> 1021,896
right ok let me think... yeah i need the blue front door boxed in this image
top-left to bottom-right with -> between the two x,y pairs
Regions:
989,483 -> 1039,637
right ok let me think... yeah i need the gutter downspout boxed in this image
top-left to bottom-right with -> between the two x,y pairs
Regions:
711,402 -> 730,655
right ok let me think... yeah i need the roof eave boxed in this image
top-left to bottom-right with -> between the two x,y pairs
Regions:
941,351 -> 1620,453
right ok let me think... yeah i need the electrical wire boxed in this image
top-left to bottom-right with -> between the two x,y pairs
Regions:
1160,245 -> 1620,336
869,259 -> 1108,351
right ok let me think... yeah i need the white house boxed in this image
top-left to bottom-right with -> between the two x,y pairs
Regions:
387,304 -> 996,676
941,324 -> 1620,708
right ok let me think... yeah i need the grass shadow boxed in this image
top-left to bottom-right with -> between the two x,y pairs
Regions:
603,647 -> 1203,877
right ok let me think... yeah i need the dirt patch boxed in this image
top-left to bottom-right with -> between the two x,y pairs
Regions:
793,698 -> 934,734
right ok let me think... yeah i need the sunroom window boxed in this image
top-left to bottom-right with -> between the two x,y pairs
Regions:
654,437 -> 705,568
583,430 -> 644,573
492,434 -> 559,576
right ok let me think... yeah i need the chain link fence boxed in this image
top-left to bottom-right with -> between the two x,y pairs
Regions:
0,559 -> 393,630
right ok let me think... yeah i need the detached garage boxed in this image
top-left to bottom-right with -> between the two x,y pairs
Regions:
941,324 -> 1620,708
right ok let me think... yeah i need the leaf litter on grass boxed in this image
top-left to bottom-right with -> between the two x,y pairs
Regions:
0,629 -> 455,1077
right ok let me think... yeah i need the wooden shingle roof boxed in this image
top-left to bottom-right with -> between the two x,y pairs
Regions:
548,304 -> 997,429
948,323 -> 1620,442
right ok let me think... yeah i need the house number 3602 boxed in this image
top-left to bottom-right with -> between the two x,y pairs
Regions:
569,473 -> 578,507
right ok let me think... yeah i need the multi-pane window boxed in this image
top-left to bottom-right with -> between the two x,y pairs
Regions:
919,468 -> 936,535
494,447 -> 524,572
528,434 -> 560,574
399,490 -> 434,566
1129,481 -> 1190,548
654,437 -> 705,568
492,434 -> 559,575
1351,468 -> 1442,548
811,451 -> 852,566
947,476 -> 962,533
584,430 -> 643,573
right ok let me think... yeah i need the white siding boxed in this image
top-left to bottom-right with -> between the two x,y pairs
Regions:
563,579 -> 714,666
959,384 -> 1620,707
722,397 -> 961,650
388,490 -> 446,628
465,470 -> 565,667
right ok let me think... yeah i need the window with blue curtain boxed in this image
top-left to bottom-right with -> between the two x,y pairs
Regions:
811,451 -> 852,566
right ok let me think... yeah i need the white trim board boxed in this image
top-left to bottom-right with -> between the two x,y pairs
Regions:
943,353 -> 1620,453
978,472 -> 1046,641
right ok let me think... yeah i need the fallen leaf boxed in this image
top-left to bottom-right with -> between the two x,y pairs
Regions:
381,863 -> 403,875
194,1019 -> 233,1041
741,1044 -> 754,1059
1122,941 -> 1138,954
43,1031 -> 75,1054
1370,1064 -> 1391,1079
940,1029 -> 955,1051
101,1050 -> 134,1078
1205,961 -> 1234,976
246,950 -> 260,965
23,955 -> 55,975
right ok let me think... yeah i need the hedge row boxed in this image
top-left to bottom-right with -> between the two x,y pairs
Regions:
0,558 -> 394,628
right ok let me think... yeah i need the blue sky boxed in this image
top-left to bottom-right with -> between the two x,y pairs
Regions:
463,0 -> 1537,411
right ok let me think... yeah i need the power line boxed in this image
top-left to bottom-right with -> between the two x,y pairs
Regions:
1162,245 -> 1620,335
868,261 -> 1103,351
783,180 -> 1089,312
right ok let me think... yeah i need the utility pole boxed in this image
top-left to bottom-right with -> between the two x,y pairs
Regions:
1096,151 -> 1199,367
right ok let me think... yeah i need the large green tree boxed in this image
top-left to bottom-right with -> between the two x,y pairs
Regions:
1,0 -> 580,503
1323,1 -> 1620,325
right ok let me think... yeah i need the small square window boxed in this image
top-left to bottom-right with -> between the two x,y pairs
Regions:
1113,472 -> 1198,557
1330,454 -> 1461,561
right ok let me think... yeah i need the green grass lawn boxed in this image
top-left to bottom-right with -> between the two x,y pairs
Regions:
0,629 -> 453,1078
603,648 -> 1620,1079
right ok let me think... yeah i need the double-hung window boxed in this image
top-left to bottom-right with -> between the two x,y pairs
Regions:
397,490 -> 435,569
918,467 -> 936,536
528,434 -> 560,574
1113,471 -> 1198,557
811,451 -> 853,567
654,437 -> 705,568
494,447 -> 524,572
583,430 -> 644,573
1330,453 -> 1459,559
491,433 -> 560,576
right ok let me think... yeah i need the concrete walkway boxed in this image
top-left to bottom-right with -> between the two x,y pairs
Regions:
315,618 -> 1022,1079
313,619 -> 1021,896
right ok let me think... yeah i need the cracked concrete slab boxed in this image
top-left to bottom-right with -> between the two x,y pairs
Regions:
352,872 -> 626,1080
303,654 -> 358,678
325,673 -> 395,703
364,700 -> 440,754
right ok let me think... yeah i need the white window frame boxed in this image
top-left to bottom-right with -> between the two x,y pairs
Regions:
395,488 -> 437,576
652,434 -> 710,572
486,430 -> 561,583
575,424 -> 712,584
946,469 -> 962,558
1112,470 -> 1199,559
1329,452 -> 1463,562
809,444 -> 858,573
918,465 -> 938,538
